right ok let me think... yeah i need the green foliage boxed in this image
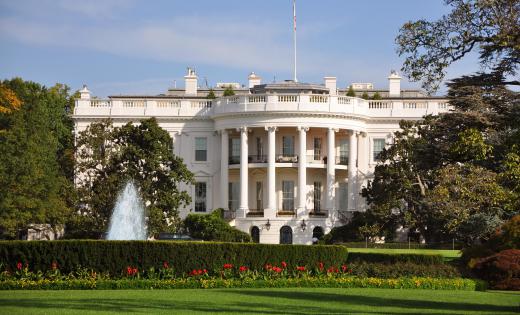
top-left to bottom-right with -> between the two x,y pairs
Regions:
74,118 -> 193,237
346,86 -> 356,97
361,92 -> 369,100
0,240 -> 349,276
323,212 -> 373,243
348,261 -> 462,279
449,128 -> 493,161
0,277 -> 484,291
371,92 -> 382,100
183,209 -> 251,242
206,89 -> 216,99
223,86 -> 235,97
340,242 -> 463,250
0,79 -> 74,238
346,252 -> 444,265
472,249 -> 520,290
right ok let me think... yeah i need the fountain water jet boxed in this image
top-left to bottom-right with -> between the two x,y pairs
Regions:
107,181 -> 147,240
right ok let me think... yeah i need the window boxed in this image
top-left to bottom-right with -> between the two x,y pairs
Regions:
312,226 -> 324,243
251,226 -> 260,243
195,182 -> 207,212
339,139 -> 349,165
256,181 -> 263,210
373,138 -> 386,161
195,137 -> 207,161
256,137 -> 263,158
228,182 -> 239,211
282,181 -> 294,211
229,138 -> 240,164
313,138 -> 321,160
282,136 -> 294,156
280,226 -> 293,244
313,182 -> 322,213
339,183 -> 348,210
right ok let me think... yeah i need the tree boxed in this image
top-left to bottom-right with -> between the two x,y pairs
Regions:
0,84 -> 21,115
396,0 -> 520,93
223,86 -> 235,97
346,86 -> 356,97
74,118 -> 194,237
361,92 -> 369,100
183,209 -> 251,242
372,92 -> 382,100
206,89 -> 216,99
0,79 -> 74,238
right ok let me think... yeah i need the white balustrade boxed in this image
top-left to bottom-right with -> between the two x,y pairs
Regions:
278,95 -> 299,103
309,95 -> 328,103
368,100 -> 392,109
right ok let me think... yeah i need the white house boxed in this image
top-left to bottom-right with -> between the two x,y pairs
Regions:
73,69 -> 449,244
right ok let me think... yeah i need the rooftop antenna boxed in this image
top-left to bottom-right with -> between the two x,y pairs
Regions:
173,80 -> 177,88
293,0 -> 298,82
204,76 -> 209,88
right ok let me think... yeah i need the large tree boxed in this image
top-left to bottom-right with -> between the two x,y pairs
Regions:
0,79 -> 74,238
74,118 -> 193,237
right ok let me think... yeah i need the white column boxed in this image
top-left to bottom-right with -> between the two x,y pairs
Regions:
348,131 -> 358,211
297,126 -> 308,216
239,127 -> 248,217
220,129 -> 229,210
266,126 -> 277,216
326,128 -> 336,211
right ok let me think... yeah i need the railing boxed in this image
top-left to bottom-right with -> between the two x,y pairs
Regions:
403,101 -> 427,109
248,95 -> 266,103
276,154 -> 298,163
90,100 -> 111,107
157,100 -> 180,108
307,155 -> 325,164
229,156 -> 240,165
277,210 -> 295,216
336,156 -> 349,165
278,95 -> 299,102
309,210 -> 329,217
122,100 -> 145,107
309,95 -> 328,103
369,100 -> 392,109
246,209 -> 264,217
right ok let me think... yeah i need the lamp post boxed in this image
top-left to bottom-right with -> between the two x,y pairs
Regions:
265,219 -> 271,231
301,219 -> 307,231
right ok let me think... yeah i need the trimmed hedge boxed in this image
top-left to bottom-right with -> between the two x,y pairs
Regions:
0,277 -> 486,291
0,241 -> 348,276
347,252 -> 444,265
340,242 -> 463,250
348,261 -> 462,278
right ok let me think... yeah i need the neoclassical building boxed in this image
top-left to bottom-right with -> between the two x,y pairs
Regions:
73,69 -> 449,244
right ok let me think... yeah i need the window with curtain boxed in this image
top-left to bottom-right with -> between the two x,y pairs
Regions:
195,137 -> 207,161
373,138 -> 386,161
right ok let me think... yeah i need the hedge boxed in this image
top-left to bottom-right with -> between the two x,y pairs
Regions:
347,252 -> 444,265
348,261 -> 462,278
0,277 -> 486,291
340,242 -> 463,250
0,241 -> 348,275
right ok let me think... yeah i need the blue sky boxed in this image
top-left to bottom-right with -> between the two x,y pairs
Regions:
0,0 -> 479,97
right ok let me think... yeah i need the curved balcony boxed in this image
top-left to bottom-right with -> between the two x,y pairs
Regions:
212,94 -> 368,117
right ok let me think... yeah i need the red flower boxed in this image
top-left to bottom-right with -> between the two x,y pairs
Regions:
223,263 -> 233,269
281,261 -> 287,269
318,262 -> 324,270
16,262 -> 22,271
51,261 -> 58,270
296,266 -> 306,271
327,267 -> 334,273
264,264 -> 272,271
239,266 -> 248,272
272,266 -> 283,273
132,268 -> 138,275
126,266 -> 133,275
163,261 -> 169,269
203,269 -> 207,274
341,265 -> 348,272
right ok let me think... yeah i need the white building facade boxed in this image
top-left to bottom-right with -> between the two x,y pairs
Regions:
73,69 -> 449,244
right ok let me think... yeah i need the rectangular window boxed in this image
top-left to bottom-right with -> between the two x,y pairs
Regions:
339,183 -> 348,210
339,139 -> 349,165
282,181 -> 294,211
282,136 -> 294,156
313,182 -> 322,212
313,138 -> 321,160
229,138 -> 240,164
195,137 -> 207,161
195,182 -> 207,212
256,137 -> 263,158
228,182 -> 239,211
373,138 -> 386,161
256,181 -> 263,210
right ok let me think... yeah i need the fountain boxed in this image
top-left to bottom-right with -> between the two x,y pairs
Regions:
107,181 -> 147,240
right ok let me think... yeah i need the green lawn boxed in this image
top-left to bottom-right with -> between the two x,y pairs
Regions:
347,247 -> 461,261
1,288 -> 518,314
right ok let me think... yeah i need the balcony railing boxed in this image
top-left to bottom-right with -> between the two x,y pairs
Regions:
308,155 -> 325,164
246,209 -> 264,217
336,156 -> 349,165
277,210 -> 296,216
276,154 -> 298,163
249,155 -> 268,163
309,210 -> 329,217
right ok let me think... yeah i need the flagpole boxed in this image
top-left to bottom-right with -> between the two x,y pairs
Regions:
293,0 -> 297,82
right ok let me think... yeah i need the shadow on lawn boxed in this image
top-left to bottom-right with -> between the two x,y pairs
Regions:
0,290 -> 518,315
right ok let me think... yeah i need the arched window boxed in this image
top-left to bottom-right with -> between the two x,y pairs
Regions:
280,226 -> 293,244
251,226 -> 260,243
312,226 -> 324,244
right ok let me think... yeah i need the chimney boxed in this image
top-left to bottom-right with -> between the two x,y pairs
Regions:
79,85 -> 91,100
184,67 -> 198,96
388,70 -> 401,97
324,76 -> 337,95
248,72 -> 261,88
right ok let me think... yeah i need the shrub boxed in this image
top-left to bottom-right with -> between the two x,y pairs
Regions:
339,242 -> 463,250
0,240 -> 348,276
348,261 -> 462,278
471,249 -> 520,290
184,209 -> 251,242
347,252 -> 444,265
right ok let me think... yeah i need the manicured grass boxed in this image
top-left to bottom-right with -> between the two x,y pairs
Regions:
1,288 -> 518,314
348,248 -> 461,262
